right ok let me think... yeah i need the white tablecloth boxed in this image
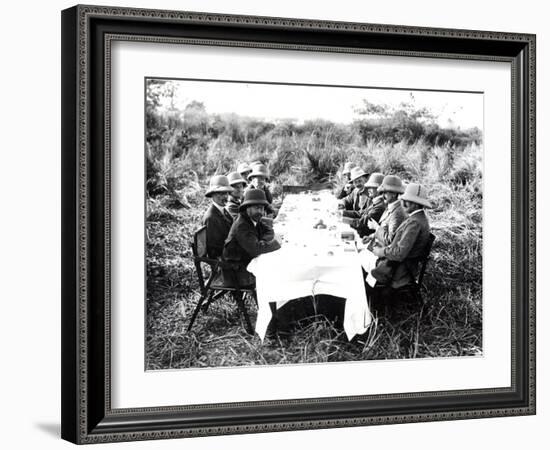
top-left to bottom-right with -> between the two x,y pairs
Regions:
357,247 -> 378,287
247,190 -> 373,341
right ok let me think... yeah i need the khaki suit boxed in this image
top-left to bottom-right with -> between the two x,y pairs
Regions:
382,209 -> 431,288
373,200 -> 406,246
352,195 -> 386,237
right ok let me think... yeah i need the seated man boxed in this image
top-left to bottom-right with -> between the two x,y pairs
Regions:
223,189 -> 281,287
339,167 -> 370,217
349,172 -> 386,238
237,162 -> 252,186
202,175 -> 235,259
246,163 -> 275,216
364,174 -> 406,247
225,171 -> 247,219
335,162 -> 355,199
368,183 -> 432,306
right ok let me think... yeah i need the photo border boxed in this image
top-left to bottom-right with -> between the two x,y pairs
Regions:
61,4 -> 535,444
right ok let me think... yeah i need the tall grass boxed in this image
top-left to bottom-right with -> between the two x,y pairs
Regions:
145,112 -> 483,370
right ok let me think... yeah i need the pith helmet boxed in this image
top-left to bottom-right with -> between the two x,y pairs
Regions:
239,188 -> 269,211
365,172 -> 385,188
205,175 -> 234,197
349,167 -> 369,182
342,162 -> 356,175
227,171 -> 247,187
247,163 -> 270,180
400,183 -> 432,208
377,175 -> 405,194
237,163 -> 252,176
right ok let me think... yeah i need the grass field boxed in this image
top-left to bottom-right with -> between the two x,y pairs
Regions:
145,135 -> 483,370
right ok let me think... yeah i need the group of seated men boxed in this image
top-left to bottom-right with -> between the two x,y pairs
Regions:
336,162 -> 432,299
201,159 -> 432,306
202,162 -> 280,287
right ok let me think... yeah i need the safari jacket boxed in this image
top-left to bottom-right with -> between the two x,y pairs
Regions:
202,203 -> 233,259
223,212 -> 281,285
382,209 -> 431,289
352,195 -> 386,237
373,200 -> 406,246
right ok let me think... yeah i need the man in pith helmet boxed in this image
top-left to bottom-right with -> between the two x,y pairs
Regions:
350,172 -> 386,238
246,163 -> 275,215
225,171 -> 248,219
365,174 -> 407,247
223,189 -> 281,286
237,162 -> 252,183
202,175 -> 235,259
369,182 -> 433,291
339,167 -> 370,216
335,162 -> 356,199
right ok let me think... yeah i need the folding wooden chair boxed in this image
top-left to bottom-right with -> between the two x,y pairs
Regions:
367,232 -> 436,314
187,226 -> 257,335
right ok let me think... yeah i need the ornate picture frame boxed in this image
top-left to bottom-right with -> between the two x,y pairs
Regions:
61,5 -> 535,444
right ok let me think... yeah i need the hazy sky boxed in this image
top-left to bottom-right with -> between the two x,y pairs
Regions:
152,79 -> 483,130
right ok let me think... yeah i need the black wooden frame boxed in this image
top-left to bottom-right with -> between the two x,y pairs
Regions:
61,4 -> 536,444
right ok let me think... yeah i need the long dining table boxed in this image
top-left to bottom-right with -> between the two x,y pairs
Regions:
246,189 -> 374,341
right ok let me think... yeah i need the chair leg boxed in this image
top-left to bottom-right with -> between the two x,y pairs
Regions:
415,289 -> 423,305
417,283 -> 427,305
202,290 -> 225,312
267,302 -> 278,335
233,291 -> 254,335
187,291 -> 212,332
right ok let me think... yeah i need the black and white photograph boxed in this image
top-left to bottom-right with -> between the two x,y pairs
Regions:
145,78 -> 483,370
0,0 -> 543,447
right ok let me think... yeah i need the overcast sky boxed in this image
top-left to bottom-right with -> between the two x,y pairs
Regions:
151,79 -> 483,130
